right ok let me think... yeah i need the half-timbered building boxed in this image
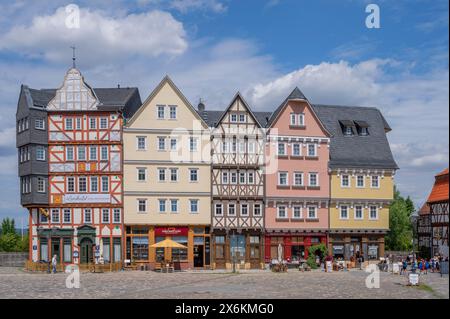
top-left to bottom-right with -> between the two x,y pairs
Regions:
198,93 -> 267,270
18,67 -> 141,266
416,203 -> 432,258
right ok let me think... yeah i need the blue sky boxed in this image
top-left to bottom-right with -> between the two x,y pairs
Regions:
0,0 -> 448,224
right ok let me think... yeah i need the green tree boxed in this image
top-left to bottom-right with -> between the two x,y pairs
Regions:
1,218 -> 16,235
385,188 -> 414,251
0,233 -> 20,252
306,243 -> 328,269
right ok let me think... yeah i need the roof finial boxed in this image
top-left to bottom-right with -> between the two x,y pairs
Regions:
70,46 -> 76,68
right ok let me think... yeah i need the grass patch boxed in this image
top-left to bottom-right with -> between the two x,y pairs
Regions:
416,284 -> 433,292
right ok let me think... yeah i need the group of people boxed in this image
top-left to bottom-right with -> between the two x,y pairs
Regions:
400,255 -> 447,275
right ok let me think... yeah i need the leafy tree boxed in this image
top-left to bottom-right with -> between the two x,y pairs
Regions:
1,218 -> 16,235
385,188 -> 414,251
0,233 -> 20,252
306,243 -> 328,269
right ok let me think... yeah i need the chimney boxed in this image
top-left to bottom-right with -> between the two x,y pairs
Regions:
198,98 -> 205,112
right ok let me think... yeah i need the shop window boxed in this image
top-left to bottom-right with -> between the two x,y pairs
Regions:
193,227 -> 205,234
215,236 -> 225,244
113,238 -> 122,262
155,237 -> 165,262
40,238 -> 48,262
249,236 -> 260,244
291,246 -> 305,261
270,236 -> 284,244
250,246 -> 260,259
172,236 -> 188,262
63,238 -> 72,263
103,238 -> 110,263
132,236 -> 149,261
291,236 -> 304,244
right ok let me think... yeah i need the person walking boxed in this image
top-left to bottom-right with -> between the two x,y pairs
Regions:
401,259 -> 408,275
424,259 -> 430,274
51,254 -> 58,274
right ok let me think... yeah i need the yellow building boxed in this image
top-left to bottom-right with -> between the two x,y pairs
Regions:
313,105 -> 398,262
123,76 -> 211,270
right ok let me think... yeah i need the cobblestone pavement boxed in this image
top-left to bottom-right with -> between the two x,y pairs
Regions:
0,267 -> 448,299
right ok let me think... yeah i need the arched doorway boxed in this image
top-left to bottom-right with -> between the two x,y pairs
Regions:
79,237 -> 94,264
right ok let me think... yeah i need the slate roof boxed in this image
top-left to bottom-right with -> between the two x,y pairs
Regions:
25,86 -> 142,119
267,87 -> 307,127
312,104 -> 399,170
196,109 -> 272,128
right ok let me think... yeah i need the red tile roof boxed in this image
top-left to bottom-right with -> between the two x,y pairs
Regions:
418,202 -> 430,215
427,168 -> 449,203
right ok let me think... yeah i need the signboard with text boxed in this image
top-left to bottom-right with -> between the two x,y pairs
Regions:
63,194 -> 111,204
155,227 -> 189,237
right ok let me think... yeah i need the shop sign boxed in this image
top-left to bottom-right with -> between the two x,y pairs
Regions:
155,227 -> 189,237
32,245 -> 37,251
63,194 -> 111,204
73,251 -> 79,258
409,273 -> 419,286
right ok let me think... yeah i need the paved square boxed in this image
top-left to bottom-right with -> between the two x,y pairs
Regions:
0,267 -> 448,299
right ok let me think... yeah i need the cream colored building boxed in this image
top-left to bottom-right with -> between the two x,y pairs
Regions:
123,76 -> 211,269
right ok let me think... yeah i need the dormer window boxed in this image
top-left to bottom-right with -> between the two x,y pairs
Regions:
360,127 -> 368,136
355,121 -> 370,136
231,114 -> 237,122
339,120 -> 355,136
345,126 -> 353,136
290,113 -> 305,127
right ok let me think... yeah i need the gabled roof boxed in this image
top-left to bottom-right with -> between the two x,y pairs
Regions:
418,202 -> 430,216
312,104 -> 398,170
127,75 -> 208,128
427,168 -> 449,203
211,92 -> 265,128
267,87 -> 308,127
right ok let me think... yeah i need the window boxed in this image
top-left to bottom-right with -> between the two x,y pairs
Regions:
341,174 -> 350,188
90,177 -> 98,192
101,176 -> 109,192
157,105 -> 165,119
293,172 -> 303,186
369,206 -> 378,220
100,117 -> 108,129
292,143 -> 302,156
190,200 -> 199,213
37,177 -> 45,193
67,177 -> 75,192
254,204 -> 261,216
63,238 -> 72,263
239,114 -> 246,122
137,199 -> 147,213
171,200 -> 178,213
102,209 -> 110,223
307,144 -> 317,157
307,206 -> 317,219
170,138 -> 178,151
232,138 -> 237,153
89,117 -> 97,129
102,238 -> 110,263
230,114 -> 237,122
309,173 -> 319,187
36,146 -> 45,161
360,127 -> 369,136
344,126 -> 353,136
238,141 -> 245,154
35,118 -> 45,130
290,113 -> 297,126
100,146 -> 108,161
66,146 -> 74,161
239,172 -> 246,184
159,199 -> 166,213
371,175 -> 380,188
65,118 -> 73,130
241,204 -> 249,216
277,206 -> 287,218
356,175 -> 365,188
340,205 -> 349,219
277,142 -> 286,156
76,117 -> 82,130
278,172 -> 288,186
137,168 -> 146,181
248,141 -> 255,154
298,113 -> 305,126
228,204 -> 236,216
89,146 -> 97,161
63,209 -> 71,223
78,177 -> 87,192
189,137 -> 198,152
51,209 -> 60,223
189,169 -> 198,182
113,209 -> 121,223
40,211 -> 48,223
158,168 -> 166,182
293,206 -> 302,219
84,209 -> 92,224
169,106 -> 177,119
222,171 -> 229,184
231,171 -> 237,184
170,168 -> 178,182
248,172 -> 254,184
77,146 -> 86,161
137,136 -> 146,150
222,141 -> 229,153
158,137 -> 166,151
215,204 -> 223,216
355,206 -> 363,220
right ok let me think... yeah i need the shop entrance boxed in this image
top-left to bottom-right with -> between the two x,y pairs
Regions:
194,244 -> 204,268
80,237 -> 93,264
230,234 -> 246,265
51,238 -> 60,262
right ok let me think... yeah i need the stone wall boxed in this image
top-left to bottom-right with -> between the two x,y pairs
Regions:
0,252 -> 28,267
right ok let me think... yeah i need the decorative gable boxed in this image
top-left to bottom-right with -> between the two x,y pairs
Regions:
47,68 -> 99,111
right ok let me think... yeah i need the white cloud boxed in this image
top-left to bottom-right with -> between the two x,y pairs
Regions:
169,0 -> 227,13
0,127 -> 16,149
0,6 -> 188,66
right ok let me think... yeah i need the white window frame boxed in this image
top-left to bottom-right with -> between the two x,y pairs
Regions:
248,171 -> 255,184
228,203 -> 236,216
100,117 -> 108,129
222,171 -> 229,184
369,206 -> 379,220
170,199 -> 178,213
239,114 -> 246,122
293,172 -> 304,187
356,175 -> 365,188
307,206 -> 317,219
292,206 -> 303,219
37,177 -> 45,193
189,168 -> 198,182
189,137 -> 198,152
298,113 -> 305,126
230,114 -> 237,122
158,168 -> 166,182
277,142 -> 287,156
254,204 -> 261,216
189,199 -> 199,214
371,175 -> 380,188
63,209 -> 71,224
78,176 -> 87,193
36,146 -> 45,161
308,172 -> 319,187
137,199 -> 147,213
100,146 -> 108,161
354,205 -> 364,220
215,203 -> 223,216
136,136 -> 147,151
67,177 -> 75,193
239,172 -> 246,184
35,118 -> 45,130
170,138 -> 178,151
113,208 -> 121,223
290,113 -> 297,126
102,208 -> 110,223
158,199 -> 167,213
89,117 -> 97,130
90,176 -> 98,193
307,143 -> 317,157
278,171 -> 289,186
65,118 -> 73,130
230,171 -> 237,184
51,209 -> 60,223
241,203 -> 249,216
75,117 -> 82,130
292,143 -> 302,156
341,174 -> 350,188
77,146 -> 86,161
340,205 -> 349,220
157,105 -> 165,119
101,176 -> 109,193
137,168 -> 147,182
83,209 -> 92,224
89,146 -> 97,161
277,205 -> 287,219
169,105 -> 177,119
158,137 -> 166,151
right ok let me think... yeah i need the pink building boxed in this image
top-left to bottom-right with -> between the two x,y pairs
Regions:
264,88 -> 331,263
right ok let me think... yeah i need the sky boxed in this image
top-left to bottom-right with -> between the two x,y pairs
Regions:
0,0 -> 448,224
